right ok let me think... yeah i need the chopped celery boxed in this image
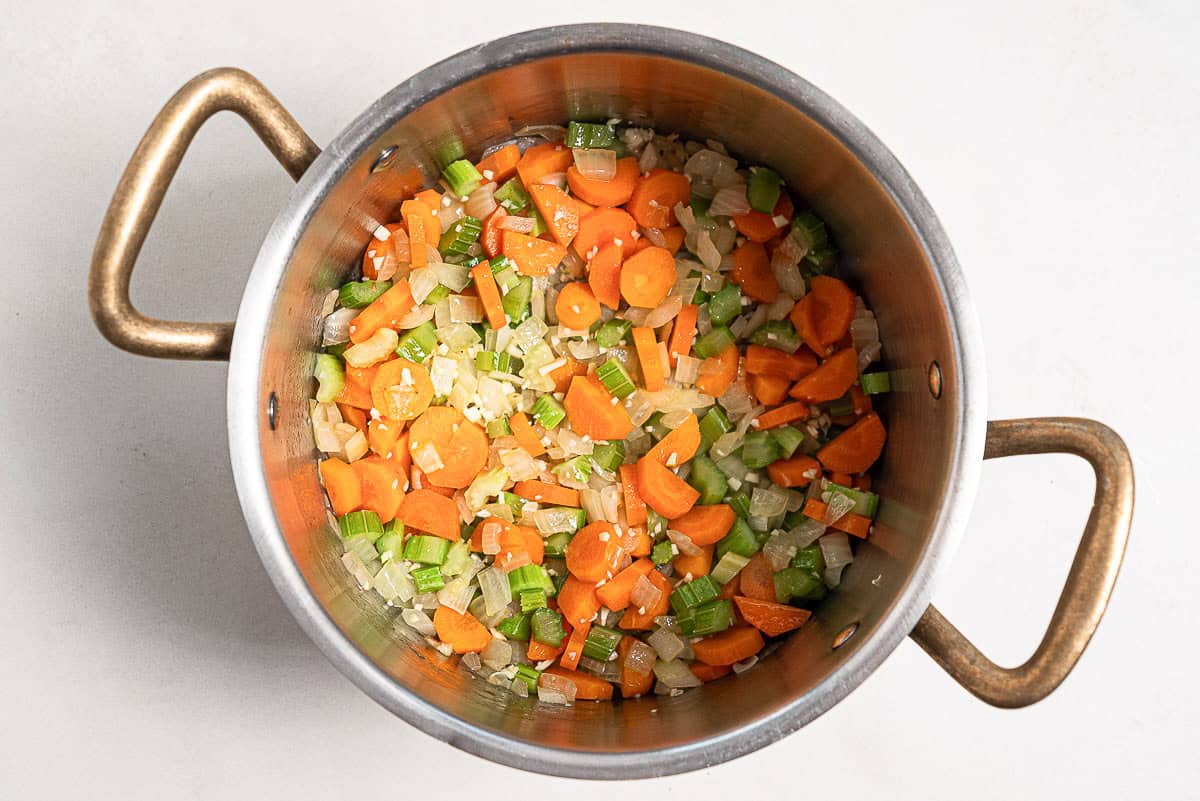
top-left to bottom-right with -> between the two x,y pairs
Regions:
565,121 -> 616,149
589,440 -> 625,473
375,528 -> 405,562
438,215 -> 482,256
678,599 -> 734,636
338,279 -> 392,309
519,588 -> 548,612
496,612 -> 532,640
646,508 -> 667,538
825,394 -> 855,417
643,412 -> 671,442
803,245 -> 838,276
403,534 -> 450,565
651,540 -> 675,565
688,454 -> 728,505
529,208 -> 548,238
740,431 -> 781,469
694,325 -> 735,359
749,320 -> 802,353
698,406 -> 733,453
792,543 -> 825,575
499,490 -> 524,518
690,196 -> 712,218
476,350 -> 520,374
710,552 -> 751,585
313,353 -> 345,403
530,394 -> 566,429
727,491 -> 752,520
826,482 -> 880,518
486,417 -> 512,438
707,284 -> 742,326
595,318 -> 633,348
543,531 -> 573,558
582,625 -> 623,661
530,607 -> 566,646
716,517 -> 760,560
339,510 -> 383,542
860,372 -> 891,394
596,358 -> 636,399
773,566 -> 825,603
442,159 -> 483,197
553,455 -> 592,485
494,177 -> 530,213
441,541 -> 472,576
748,167 -> 782,213
502,276 -> 533,324
669,575 -> 722,613
411,565 -> 445,594
792,210 -> 828,250
508,564 -> 554,595
771,425 -> 806,459
395,321 -> 438,362
514,663 -> 541,691
422,284 -> 451,305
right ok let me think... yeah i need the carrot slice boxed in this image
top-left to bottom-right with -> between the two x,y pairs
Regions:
667,303 -> 698,367
516,142 -> 573,188
730,241 -> 779,303
512,480 -> 580,508
732,192 -> 793,243
817,412 -> 887,474
691,626 -> 765,666
645,413 -> 700,466
354,456 -> 404,522
337,366 -> 377,410
631,327 -> 665,392
337,403 -> 368,432
563,375 -> 633,441
476,143 -> 520,183
481,206 -> 507,258
502,230 -> 567,276
586,242 -> 623,310
788,276 -> 856,353
348,279 -> 415,343
635,457 -> 699,519
548,356 -> 588,393
361,223 -> 404,280
626,526 -> 652,557
528,634 -> 566,662
766,455 -> 822,488
567,157 -> 639,206
565,521 -> 624,583
319,457 -> 361,515
833,512 -> 873,539
748,373 -> 791,406
596,558 -> 655,611
738,554 -> 777,602
752,401 -> 810,431
619,464 -> 647,526
557,575 -> 601,628
559,621 -> 589,669
470,262 -> 507,331
407,406 -> 489,488
370,359 -> 434,420
398,488 -> 459,541
541,666 -> 614,701
508,411 -> 546,457
528,183 -> 593,247
627,169 -> 690,228
673,544 -> 714,578
744,344 -> 813,380
733,596 -> 812,636
660,226 -> 686,255
669,504 -> 735,546
367,416 -> 403,458
433,606 -> 491,653
689,662 -> 733,682
788,347 -> 858,402
617,569 -> 671,629
618,635 -> 656,698
401,200 -> 437,268
694,344 -> 740,398
620,246 -> 675,308
555,282 -> 601,329
573,207 -> 638,260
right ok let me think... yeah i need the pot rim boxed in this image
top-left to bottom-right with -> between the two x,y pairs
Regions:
227,23 -> 986,779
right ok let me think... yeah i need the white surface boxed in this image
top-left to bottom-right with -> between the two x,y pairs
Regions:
3,2 -> 1197,798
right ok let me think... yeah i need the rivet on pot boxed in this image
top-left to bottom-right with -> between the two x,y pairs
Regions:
928,361 -> 943,399
832,622 -> 859,650
370,145 -> 399,173
267,391 -> 279,431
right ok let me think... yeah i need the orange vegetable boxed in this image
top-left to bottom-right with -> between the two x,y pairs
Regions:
528,183 -> 593,247
495,524 -> 545,566
529,635 -> 565,662
354,456 -> 404,522
729,241 -> 779,303
802,498 -> 828,521
659,226 -> 686,255
619,464 -> 647,526
573,207 -> 638,260
398,488 -> 459,541
788,347 -> 858,402
337,366 -> 377,410
689,662 -> 733,682
631,327 -> 665,392
476,143 -> 520,183
566,156 -> 639,206
625,526 -> 652,557
752,400 -> 810,430
338,403 -> 368,432
618,569 -> 671,629
747,373 -> 791,406
481,206 -> 507,258
691,626 -> 765,666
833,512 -> 873,539
512,480 -> 580,508
565,521 -> 624,583
635,457 -> 699,519
410,465 -> 454,498
738,554 -> 777,602
732,192 -> 793,243
319,457 -> 361,515
555,282 -> 602,329
502,230 -> 567,276
407,406 -> 489,488
645,413 -> 700,466
694,344 -> 740,398
667,303 -> 698,367
348,279 -> 415,343
559,621 -> 589,669
618,635 -> 656,698
744,344 -> 813,380
370,359 -> 434,420
548,356 -> 588,393
563,375 -> 634,441
557,575 -> 601,628
541,666 -> 614,701
470,262 -> 507,331
401,199 -> 437,268
368,416 -> 402,456
415,188 -> 442,210
619,246 -> 675,308
361,223 -> 404,280
586,242 -> 623,310
788,276 -> 856,354
508,411 -> 547,457
673,544 -> 714,578
516,142 -> 573,188
766,455 -> 822,488
733,596 -> 812,636
595,558 -> 655,611
627,169 -> 690,228
433,606 -> 491,654
669,503 -> 735,546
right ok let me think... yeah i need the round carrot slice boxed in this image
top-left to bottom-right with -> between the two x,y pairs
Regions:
407,405 -> 489,489
567,157 -> 640,207
573,207 -> 638,260
565,521 -> 623,583
555,282 -> 601,330
627,169 -> 690,229
370,359 -> 434,420
619,246 -> 675,308
586,242 -> 623,310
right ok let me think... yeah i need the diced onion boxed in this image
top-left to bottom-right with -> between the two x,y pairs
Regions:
708,184 -> 751,217
572,147 -> 617,180
622,391 -> 656,427
394,303 -> 435,330
449,294 -> 484,324
653,659 -> 703,689
644,295 -> 684,329
823,492 -> 857,525
763,529 -> 801,571
465,182 -> 498,220
537,171 -> 567,188
624,640 -> 658,676
696,230 -> 721,270
408,267 -> 439,305
732,654 -> 759,675
401,608 -> 437,637
413,443 -> 445,474
538,672 -> 578,705
433,262 -> 471,291
749,486 -> 789,518
600,485 -> 621,522
820,532 -> 854,588
789,517 -> 828,549
533,507 -> 583,535
674,354 -> 701,385
567,339 -> 600,360
580,489 -> 605,523
479,520 -> 504,555
322,307 -> 357,346
437,577 -> 475,615
500,447 -> 543,480
631,575 -> 664,613
667,529 -> 701,557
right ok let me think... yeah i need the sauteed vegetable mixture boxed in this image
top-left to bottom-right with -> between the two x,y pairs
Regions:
310,122 -> 889,704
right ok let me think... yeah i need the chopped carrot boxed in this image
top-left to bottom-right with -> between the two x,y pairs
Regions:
790,291 -> 824,355
645,412 -> 700,466
619,464 -> 647,526
508,411 -> 546,457
433,606 -> 491,654
733,596 -> 812,636
336,365 -> 377,409
626,526 -> 652,557
596,558 -> 655,611
502,230 -> 567,276
689,662 -> 733,682
319,457 -> 361,515
541,666 -> 614,701
747,373 -> 791,406
557,575 -> 601,627
370,359 -> 434,420
659,226 -> 686,255
744,344 -> 813,380
720,572 -> 742,600
618,636 -> 656,698
631,327 -> 665,392
691,626 -> 765,666
528,635 -> 565,662
620,246 -> 675,308
802,497 -> 828,521
849,384 -> 873,416
738,554 -> 777,602
729,241 -> 779,303
732,192 -> 793,243
694,344 -> 740,398
788,347 -> 858,402
667,303 -> 698,367
829,471 -> 853,486
407,406 -> 489,488
834,512 -> 873,539
789,276 -> 856,353
361,223 -> 404,280
559,621 -> 589,669
617,569 -> 671,629
673,544 -> 714,578
337,403 -> 368,432
354,456 -> 404,522
470,262 -> 507,330
766,455 -> 822,488
401,200 -> 437,268
410,465 -> 454,498
475,143 -> 520,183
555,282 -> 601,329
528,183 -> 593,247
512,479 -> 580,508
516,142 -> 573,188
635,457 -> 699,519
573,207 -> 638,260
669,504 -> 735,546
414,188 -> 442,210
563,375 -> 633,441
481,206 -> 507,258
627,169 -> 690,228
586,242 -> 623,310
565,521 -> 624,583
566,156 -> 639,206
398,488 -> 459,541
348,279 -> 415,343
547,356 -> 588,393
367,416 -> 402,457
752,401 -> 810,430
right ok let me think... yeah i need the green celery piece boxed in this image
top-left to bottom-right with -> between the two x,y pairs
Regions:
338,279 -> 392,309
688,454 -> 728,505
716,517 -> 760,560
395,321 -> 438,362
313,354 -> 345,403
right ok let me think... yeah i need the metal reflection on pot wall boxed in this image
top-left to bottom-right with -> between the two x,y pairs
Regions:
88,25 -> 1133,779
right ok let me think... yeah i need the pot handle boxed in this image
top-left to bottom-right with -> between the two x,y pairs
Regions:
89,68 -> 320,360
910,417 -> 1134,707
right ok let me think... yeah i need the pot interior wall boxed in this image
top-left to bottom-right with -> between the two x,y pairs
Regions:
255,52 -> 960,754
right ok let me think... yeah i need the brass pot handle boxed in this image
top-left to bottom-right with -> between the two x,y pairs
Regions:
89,68 -> 320,360
911,417 -> 1134,707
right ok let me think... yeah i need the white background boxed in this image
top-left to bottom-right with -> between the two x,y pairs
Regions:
3,2 -> 1197,798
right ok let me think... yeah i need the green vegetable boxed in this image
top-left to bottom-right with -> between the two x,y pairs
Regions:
529,208 -> 548,238
646,508 -> 667,538
494,177 -> 531,213
502,276 -> 533,324
496,612 -> 532,641
338,279 -> 392,309
678,599 -> 734,637
375,525 -> 405,562
313,353 -> 345,403
727,491 -> 752,520
748,167 -> 782,213
565,121 -> 616,149
698,406 -> 733,453
475,350 -> 520,374
543,531 -> 573,558
545,506 -> 587,534
688,454 -> 728,505
804,245 -> 838,276
596,319 -> 633,349
442,159 -> 483,197
338,510 -> 384,542
740,431 -> 781,469
582,625 -> 623,661
395,321 -> 438,363
651,540 -> 675,565
499,491 -> 524,518
589,440 -> 625,473
792,210 -> 828,250
824,395 -> 854,417
716,517 -> 760,559
596,358 -> 636,399
438,215 -> 482,256
486,417 -> 512,438
669,575 -> 722,613
553,455 -> 592,485
642,412 -> 671,442
749,320 -> 802,353
859,372 -> 891,395
826,482 -> 880,518
514,664 -> 541,692
422,284 -> 451,305
508,564 -> 555,596
441,541 -> 471,576
411,565 -> 445,594
694,325 -> 736,359
792,543 -> 825,575
773,566 -> 825,603
520,588 -> 548,612
707,284 -> 743,326
690,196 -> 712,218
710,552 -> 751,585
770,425 -> 806,459
403,534 -> 450,565
530,394 -> 566,429
530,607 -> 566,647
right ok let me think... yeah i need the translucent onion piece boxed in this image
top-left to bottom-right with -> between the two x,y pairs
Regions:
857,341 -> 882,371
765,294 -> 796,322
732,655 -> 759,675
433,262 -> 471,291
823,492 -> 857,525
684,149 -> 738,186
653,658 -> 703,689
600,485 -> 622,522
498,215 -> 536,233
624,640 -> 657,676
461,652 -> 483,672
572,147 -> 617,180
340,551 -> 374,589
644,295 -> 684,329
786,489 -> 807,513
437,577 -> 475,615
820,532 -> 854,588
708,184 -> 751,217
789,517 -> 828,549
465,466 -> 508,512
481,637 -> 513,670
537,171 -> 568,189
500,447 -> 543,480
580,489 -> 605,523
667,529 -> 701,557
321,307 -> 357,346
623,391 -> 656,427
642,387 -> 714,413
556,427 -> 594,456
674,354 -> 701,385
621,127 -> 654,152
394,303 -> 435,330
566,339 -> 600,360
638,141 -> 659,172
408,267 -> 439,305
413,442 -> 444,474
715,453 -> 750,481
696,230 -> 722,270
400,608 -> 436,637
480,502 -> 515,523
448,295 -> 484,324
643,227 -> 667,247
718,380 -> 755,419
579,656 -> 622,681
674,202 -> 697,233
631,575 -> 664,613
670,277 -> 701,303
749,486 -> 789,518
480,522 -> 503,555
737,405 -> 768,436
709,431 -> 745,461
533,507 -> 583,535
763,529 -> 802,571
320,288 -> 338,318
465,182 -> 498,220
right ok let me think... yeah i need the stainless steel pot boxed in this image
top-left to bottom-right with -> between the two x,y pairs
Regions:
88,24 -> 1134,779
